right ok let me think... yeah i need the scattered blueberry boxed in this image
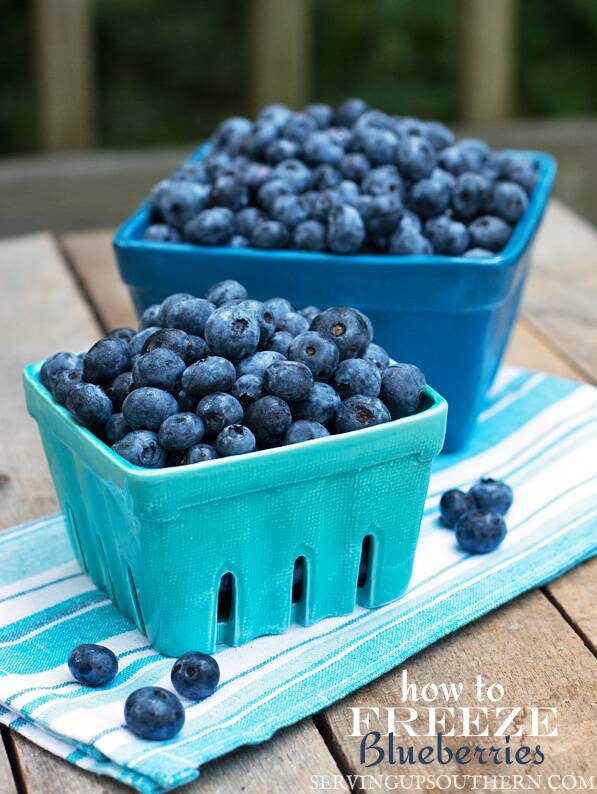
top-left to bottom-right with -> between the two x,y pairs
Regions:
68,644 -> 118,687
124,687 -> 185,741
171,651 -> 220,700
439,489 -> 476,529
455,511 -> 507,554
469,477 -> 513,515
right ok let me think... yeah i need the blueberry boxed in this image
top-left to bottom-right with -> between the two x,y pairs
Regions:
409,178 -> 450,219
67,383 -> 112,428
244,161 -> 272,191
176,389 -> 196,412
163,297 -> 215,336
158,412 -> 205,451
245,395 -> 292,447
105,413 -> 131,445
204,304 -> 261,362
112,430 -> 167,468
143,224 -> 182,243
388,226 -> 433,255
424,121 -> 455,151
215,424 -> 257,457
272,194 -> 309,228
104,371 -> 134,411
213,115 -> 252,152
287,331 -> 339,379
171,651 -> 220,700
340,152 -> 371,183
469,477 -> 513,515
187,335 -> 209,364
235,207 -> 266,238
236,350 -> 285,379
181,443 -> 218,465
300,305 -> 321,323
452,172 -> 492,220
455,511 -> 507,554
141,328 -> 192,363
335,395 -> 391,433
265,331 -> 293,356
438,145 -> 469,175
425,215 -> 469,255
439,489 -> 476,528
257,178 -> 293,212
380,364 -> 426,419
263,360 -> 314,402
250,220 -> 290,250
265,137 -> 301,164
52,368 -> 83,406
181,357 -> 236,398
354,109 -> 393,133
230,234 -> 249,248
124,687 -> 185,741
292,220 -> 326,251
68,644 -> 118,687
139,304 -> 163,330
303,131 -> 344,166
157,182 -> 210,227
133,348 -> 186,393
284,420 -> 330,445
169,162 -> 209,184
258,103 -> 293,128
499,153 -> 538,195
327,204 -> 365,254
336,180 -> 360,206
292,381 -> 341,425
464,247 -> 494,258
205,280 -> 248,307
185,207 -> 235,245
107,327 -> 136,344
308,164 -> 342,191
397,136 -> 437,180
211,174 -> 249,211
397,209 -> 423,233
82,338 -> 131,384
361,165 -> 402,197
310,307 -> 372,361
333,358 -> 381,399
272,159 -> 312,193
468,215 -> 512,252
361,194 -> 403,236
282,111 -> 318,142
308,189 -> 343,222
158,293 -> 195,324
363,344 -> 389,374
122,387 -> 179,431
196,392 -> 243,438
230,374 -> 263,408
263,297 -> 294,322
276,311 -> 309,337
492,181 -> 528,223
304,102 -> 334,129
458,138 -> 491,170
359,128 -> 399,166
248,121 -> 279,158
335,97 -> 368,127
236,299 -> 276,345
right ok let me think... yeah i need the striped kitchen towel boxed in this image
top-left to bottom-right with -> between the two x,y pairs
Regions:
0,367 -> 595,793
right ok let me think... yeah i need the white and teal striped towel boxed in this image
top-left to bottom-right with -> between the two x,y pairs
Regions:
1,367 -> 595,793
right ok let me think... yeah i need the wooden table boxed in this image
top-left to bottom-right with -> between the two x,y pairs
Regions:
1,200 -> 595,793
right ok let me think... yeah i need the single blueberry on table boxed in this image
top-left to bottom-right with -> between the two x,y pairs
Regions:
133,348 -> 186,393
204,279 -> 248,307
326,204 -> 365,254
68,644 -> 118,687
439,489 -> 476,529
185,207 -> 235,246
468,215 -> 512,252
139,304 -> 162,330
310,307 -> 372,361
333,358 -> 382,399
171,652 -> 220,700
215,424 -> 257,457
245,395 -> 293,448
335,395 -> 391,434
287,331 -> 339,380
380,364 -> 426,420
197,392 -> 244,438
204,304 -> 261,362
284,420 -> 330,445
83,338 -> 131,384
469,477 -> 513,515
230,373 -> 263,408
250,220 -> 290,250
66,383 -> 113,428
158,412 -> 205,452
52,368 -> 83,407
141,328 -> 192,363
276,311 -> 309,337
292,381 -> 341,426
143,223 -> 181,243
124,687 -> 185,741
263,360 -> 314,402
122,387 -> 179,431
163,297 -> 215,336
455,511 -> 507,554
265,331 -> 294,356
112,430 -> 167,468
156,181 -> 210,227
236,350 -> 285,379
492,181 -> 528,224
181,356 -> 237,398
181,442 -> 218,465
104,413 -> 131,445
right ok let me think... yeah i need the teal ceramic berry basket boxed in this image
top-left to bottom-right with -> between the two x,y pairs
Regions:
23,362 -> 447,657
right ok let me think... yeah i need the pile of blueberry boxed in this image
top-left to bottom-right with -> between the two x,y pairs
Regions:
40,280 -> 427,468
68,643 -> 219,740
143,98 -> 538,257
440,477 -> 513,553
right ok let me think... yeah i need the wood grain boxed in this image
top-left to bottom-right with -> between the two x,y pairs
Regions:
319,590 -> 597,786
546,557 -> 597,655
0,230 -> 341,793
0,731 -> 18,794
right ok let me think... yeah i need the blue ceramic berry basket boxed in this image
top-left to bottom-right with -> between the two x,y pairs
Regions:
23,362 -> 447,657
113,148 -> 555,452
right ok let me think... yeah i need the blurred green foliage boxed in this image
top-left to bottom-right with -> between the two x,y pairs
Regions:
1,0 -> 596,154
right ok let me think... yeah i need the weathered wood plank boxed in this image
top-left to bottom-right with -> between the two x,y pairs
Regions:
0,730 -> 18,794
320,590 -> 597,783
1,231 -> 341,794
524,200 -> 597,383
505,318 -> 581,381
546,557 -> 597,655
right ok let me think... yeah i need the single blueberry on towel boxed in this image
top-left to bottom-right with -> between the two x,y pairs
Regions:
455,511 -> 507,554
171,652 -> 220,700
68,644 -> 118,688
439,489 -> 476,529
469,477 -> 513,515
124,687 -> 185,740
